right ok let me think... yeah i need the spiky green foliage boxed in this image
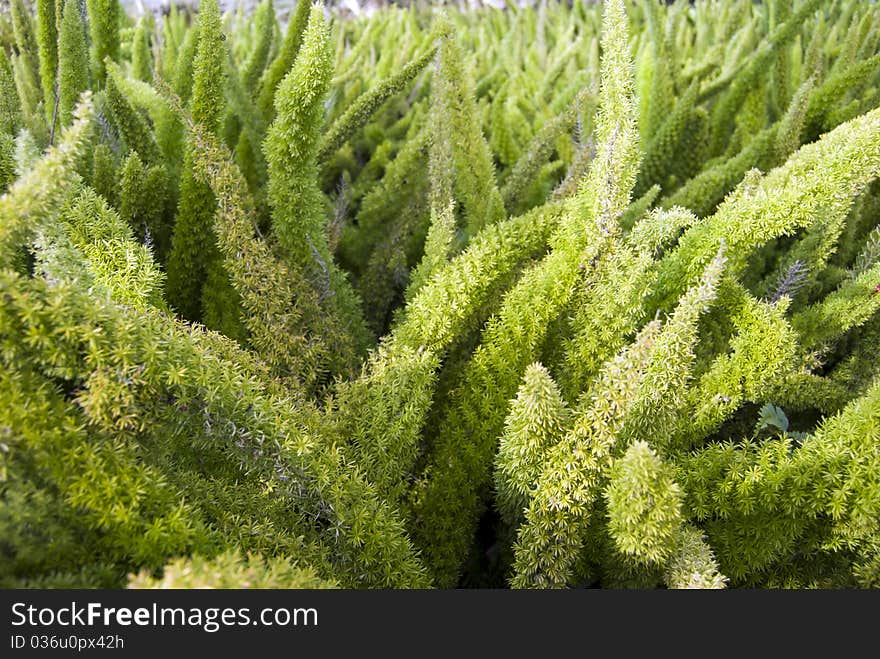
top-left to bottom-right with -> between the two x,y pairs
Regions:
344,127 -> 431,334
131,15 -> 153,84
705,0 -> 823,156
663,525 -> 728,589
8,0 -> 45,141
635,80 -> 701,197
410,0 -> 640,587
407,197 -> 455,301
605,441 -> 684,565
117,150 -> 171,263
0,131 -> 15,192
494,363 -> 569,526
501,89 -> 592,215
0,93 -> 93,269
64,187 -> 166,309
330,199 -> 564,516
165,0 -> 227,324
558,235 -> 656,399
679,377 -> 880,586
653,107 -> 880,312
171,17 -> 199,105
431,21 -> 505,237
317,43 -> 437,164
511,250 -> 725,588
240,0 -> 275,95
34,0 -> 57,126
2,100 -> 432,589
256,0 -> 310,122
103,75 -> 160,164
3,0 -> 880,591
57,0 -> 90,129
0,49 -> 23,136
89,140 -> 116,205
104,61 -> 183,183
86,0 -> 120,87
264,5 -> 333,265
263,5 -> 370,377
9,0 -> 42,99
10,54 -> 45,142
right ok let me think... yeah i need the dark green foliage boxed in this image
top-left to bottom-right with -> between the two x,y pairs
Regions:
0,49 -> 23,136
165,0 -> 228,324
0,130 -> 15,191
89,140 -> 117,206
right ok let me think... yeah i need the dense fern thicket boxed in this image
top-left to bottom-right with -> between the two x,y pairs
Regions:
2,0 -> 880,589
